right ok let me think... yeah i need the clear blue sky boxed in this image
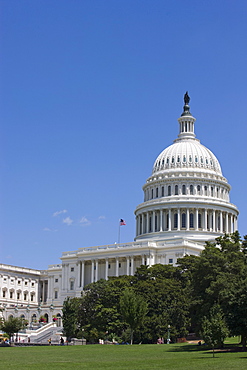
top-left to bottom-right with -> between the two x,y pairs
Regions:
0,0 -> 247,270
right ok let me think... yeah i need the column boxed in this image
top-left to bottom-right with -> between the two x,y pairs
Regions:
168,209 -> 171,231
48,275 -> 53,300
225,213 -> 229,233
220,211 -> 223,233
77,262 -> 81,288
95,260 -> 99,282
115,257 -> 119,277
212,210 -> 216,232
146,212 -> 149,233
81,261 -> 85,288
105,259 -> 108,280
136,216 -> 138,237
230,214 -> 233,233
91,260 -> 94,283
177,208 -> 180,231
42,281 -> 45,302
195,208 -> 198,231
130,256 -> 134,275
126,256 -> 130,275
234,216 -> 237,231
160,210 -> 163,232
186,209 -> 189,230
204,209 -> 207,231
62,265 -> 65,290
141,214 -> 144,234
152,211 -> 155,232
141,255 -> 145,265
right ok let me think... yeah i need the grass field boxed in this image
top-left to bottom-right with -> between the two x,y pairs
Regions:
0,340 -> 247,370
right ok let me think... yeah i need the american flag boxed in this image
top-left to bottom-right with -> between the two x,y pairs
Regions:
119,219 -> 126,226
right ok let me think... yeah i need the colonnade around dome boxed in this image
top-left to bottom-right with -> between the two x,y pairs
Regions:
135,208 -> 238,238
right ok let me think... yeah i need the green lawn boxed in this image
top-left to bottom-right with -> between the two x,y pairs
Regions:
0,341 -> 246,370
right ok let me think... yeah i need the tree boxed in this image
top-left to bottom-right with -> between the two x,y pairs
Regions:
0,317 -> 24,344
120,289 -> 147,344
62,297 -> 80,341
201,305 -> 229,357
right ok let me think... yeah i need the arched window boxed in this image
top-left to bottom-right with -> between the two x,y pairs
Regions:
156,187 -> 159,198
168,185 -> 171,196
198,213 -> 202,228
204,186 -> 207,195
182,185 -> 186,195
190,213 -> 194,228
183,156 -> 186,163
177,156 -> 180,163
190,185 -> 193,195
182,213 -> 186,228
216,188 -> 219,197
167,157 -> 169,164
197,185 -> 201,194
151,189 -> 154,199
172,156 -> 175,163
175,185 -> 178,195
211,187 -> 214,196
161,186 -> 164,197
174,213 -> 178,229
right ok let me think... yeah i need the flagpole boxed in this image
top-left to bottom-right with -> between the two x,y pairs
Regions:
118,221 -> 120,244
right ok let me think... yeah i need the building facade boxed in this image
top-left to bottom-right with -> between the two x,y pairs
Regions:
0,93 -> 239,323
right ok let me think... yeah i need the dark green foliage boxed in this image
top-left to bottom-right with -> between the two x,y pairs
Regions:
120,288 -> 147,344
200,305 -> 229,356
62,297 -> 80,340
0,316 -> 24,343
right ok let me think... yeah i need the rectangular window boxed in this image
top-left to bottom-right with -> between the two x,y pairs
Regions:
17,292 -> 20,300
119,263 -> 121,268
71,267 -> 74,272
25,282 -> 28,286
55,278 -> 58,283
31,295 -> 34,302
10,292 -> 13,299
108,264 -> 111,269
70,281 -> 74,290
54,291 -> 58,299
3,290 -> 6,298
24,293 -> 27,300
169,259 -> 173,264
18,280 -> 21,285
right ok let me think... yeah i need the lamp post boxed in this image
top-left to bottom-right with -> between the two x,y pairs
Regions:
167,325 -> 171,344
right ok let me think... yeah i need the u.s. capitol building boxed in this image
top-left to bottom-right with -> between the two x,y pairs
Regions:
0,93 -> 239,324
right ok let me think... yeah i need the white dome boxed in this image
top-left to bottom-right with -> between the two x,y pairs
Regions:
153,138 -> 222,176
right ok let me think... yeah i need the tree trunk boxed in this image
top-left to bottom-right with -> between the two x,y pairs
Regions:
130,329 -> 133,345
241,334 -> 247,351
